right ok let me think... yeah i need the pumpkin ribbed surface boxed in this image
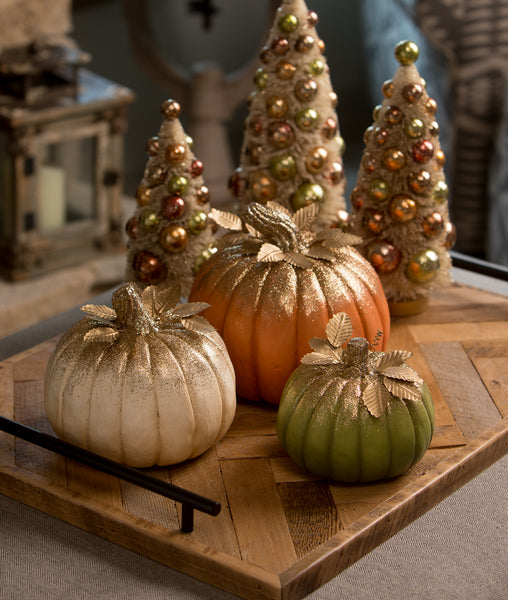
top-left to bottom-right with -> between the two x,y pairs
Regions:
190,243 -> 390,404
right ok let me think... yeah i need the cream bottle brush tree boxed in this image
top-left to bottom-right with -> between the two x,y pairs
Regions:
350,40 -> 455,315
229,0 -> 347,230
125,99 -> 214,298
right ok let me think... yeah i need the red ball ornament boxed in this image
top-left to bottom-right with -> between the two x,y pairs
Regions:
384,106 -> 403,125
161,196 -> 186,220
422,211 -> 444,237
412,140 -> 434,163
248,114 -> 264,136
146,136 -> 159,156
133,251 -> 166,284
351,187 -> 366,210
125,216 -> 138,240
229,169 -> 245,197
189,159 -> 204,177
328,161 -> 344,184
443,221 -> 457,249
408,169 -> 432,195
259,46 -> 270,64
307,10 -> 318,26
363,209 -> 384,234
271,37 -> 290,55
268,121 -> 295,148
402,83 -> 424,104
367,241 -> 401,274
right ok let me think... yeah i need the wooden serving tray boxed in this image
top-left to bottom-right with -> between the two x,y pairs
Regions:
0,282 -> 507,600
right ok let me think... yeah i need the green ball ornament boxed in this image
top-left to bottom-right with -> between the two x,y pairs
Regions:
395,40 -> 419,65
433,180 -> 449,204
254,68 -> 268,90
193,246 -> 218,274
139,208 -> 160,232
278,13 -> 299,33
290,182 -> 324,211
405,118 -> 425,138
406,249 -> 440,283
188,210 -> 208,234
368,177 -> 390,202
307,59 -> 325,76
269,154 -> 297,181
295,108 -> 318,130
167,175 -> 188,195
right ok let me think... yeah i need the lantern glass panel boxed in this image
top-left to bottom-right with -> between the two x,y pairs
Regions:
38,136 -> 96,233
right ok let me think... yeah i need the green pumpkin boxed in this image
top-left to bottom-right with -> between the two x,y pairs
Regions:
276,312 -> 434,483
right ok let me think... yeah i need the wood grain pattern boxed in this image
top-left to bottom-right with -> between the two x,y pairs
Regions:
0,284 -> 507,600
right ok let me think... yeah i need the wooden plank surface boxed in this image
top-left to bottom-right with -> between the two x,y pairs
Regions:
0,283 -> 507,600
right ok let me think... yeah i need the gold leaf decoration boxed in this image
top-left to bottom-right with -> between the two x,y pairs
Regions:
317,230 -> 362,248
379,364 -> 423,383
284,252 -> 314,269
173,301 -> 210,318
383,377 -> 422,402
152,284 -> 181,315
81,304 -> 117,324
83,328 -> 120,343
301,352 -> 340,365
210,208 -> 243,231
362,379 -> 390,417
181,315 -> 216,333
326,312 -> 354,348
306,245 -> 337,261
292,202 -> 320,231
257,243 -> 287,263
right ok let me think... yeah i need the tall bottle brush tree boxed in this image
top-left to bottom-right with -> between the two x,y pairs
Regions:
350,40 -> 456,314
125,100 -> 214,298
229,0 -> 348,229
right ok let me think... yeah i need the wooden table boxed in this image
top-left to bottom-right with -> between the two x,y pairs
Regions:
0,279 -> 507,599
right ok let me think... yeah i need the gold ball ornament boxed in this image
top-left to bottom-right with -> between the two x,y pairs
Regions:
372,104 -> 382,121
368,177 -> 390,201
259,46 -> 270,64
146,165 -> 167,186
166,143 -> 186,163
167,175 -> 189,195
305,147 -> 328,174
321,117 -> 338,140
443,221 -> 457,249
267,96 -> 288,118
291,182 -> 324,211
362,153 -> 377,173
161,99 -> 181,119
196,185 -> 210,205
328,161 -> 344,185
139,208 -> 160,232
270,155 -> 297,181
395,40 -> 419,65
373,127 -> 389,146
406,249 -> 440,283
249,170 -> 277,202
135,185 -> 152,206
188,210 -> 208,234
276,60 -> 296,80
294,78 -> 318,102
332,208 -> 350,230
368,241 -> 401,274
382,79 -> 394,98
296,108 -> 318,130
278,13 -> 299,33
146,136 -> 160,156
329,91 -> 338,107
436,150 -> 446,167
159,224 -> 188,253
389,194 -> 417,222
296,34 -> 315,52
383,147 -> 406,171
426,98 -> 438,115
125,215 -> 138,240
351,187 -> 366,210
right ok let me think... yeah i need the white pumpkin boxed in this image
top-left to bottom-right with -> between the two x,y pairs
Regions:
44,282 -> 236,467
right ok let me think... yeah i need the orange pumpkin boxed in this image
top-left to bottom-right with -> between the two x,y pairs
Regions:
189,202 -> 390,404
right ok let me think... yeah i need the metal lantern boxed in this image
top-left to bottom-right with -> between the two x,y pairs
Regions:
0,0 -> 134,280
